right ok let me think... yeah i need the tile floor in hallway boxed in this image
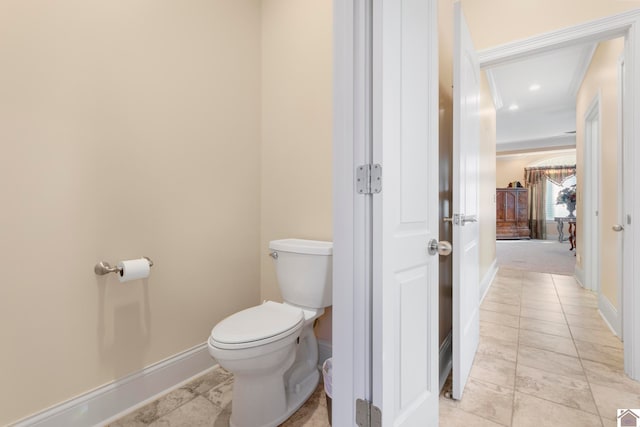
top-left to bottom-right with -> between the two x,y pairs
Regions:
439,268 -> 639,427
110,267 -> 637,427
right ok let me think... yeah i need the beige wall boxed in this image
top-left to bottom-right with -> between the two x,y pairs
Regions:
260,0 -> 333,333
496,155 -> 534,188
496,151 -> 576,189
0,1 -> 262,424
479,72 -> 497,280
576,38 -> 624,308
438,0 -> 455,346
461,0 -> 640,50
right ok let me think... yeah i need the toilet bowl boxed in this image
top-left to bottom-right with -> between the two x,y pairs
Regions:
207,239 -> 332,427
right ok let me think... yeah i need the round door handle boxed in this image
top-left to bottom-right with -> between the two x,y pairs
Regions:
428,239 -> 452,256
612,224 -> 624,232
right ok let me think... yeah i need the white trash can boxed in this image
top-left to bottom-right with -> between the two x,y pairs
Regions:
322,358 -> 333,425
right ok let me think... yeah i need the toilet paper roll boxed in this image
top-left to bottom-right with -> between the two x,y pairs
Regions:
117,258 -> 151,283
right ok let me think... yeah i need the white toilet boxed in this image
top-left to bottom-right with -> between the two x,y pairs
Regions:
207,238 -> 332,427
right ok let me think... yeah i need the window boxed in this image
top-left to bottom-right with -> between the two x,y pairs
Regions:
546,175 -> 576,219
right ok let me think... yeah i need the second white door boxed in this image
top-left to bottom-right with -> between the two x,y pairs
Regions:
452,2 -> 481,401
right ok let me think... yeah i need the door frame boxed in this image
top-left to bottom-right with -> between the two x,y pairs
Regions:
617,53 -> 625,337
333,0 -> 441,424
478,8 -> 640,380
583,93 -> 602,295
332,0 -> 371,425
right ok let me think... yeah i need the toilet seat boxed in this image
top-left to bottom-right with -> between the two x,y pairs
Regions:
210,301 -> 304,350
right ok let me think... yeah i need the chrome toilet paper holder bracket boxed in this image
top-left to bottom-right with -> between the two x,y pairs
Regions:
94,256 -> 154,276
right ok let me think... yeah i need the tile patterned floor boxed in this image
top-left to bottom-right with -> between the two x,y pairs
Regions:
110,268 -> 636,427
107,368 -> 329,426
439,268 -> 638,427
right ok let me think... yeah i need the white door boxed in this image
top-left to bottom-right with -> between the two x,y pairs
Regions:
371,0 -> 440,425
452,2 -> 481,400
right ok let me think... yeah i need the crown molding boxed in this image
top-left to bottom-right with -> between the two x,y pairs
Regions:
496,134 -> 576,153
569,43 -> 597,97
478,9 -> 640,68
484,68 -> 504,110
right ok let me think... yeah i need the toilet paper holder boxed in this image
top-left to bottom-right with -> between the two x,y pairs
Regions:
94,257 -> 154,276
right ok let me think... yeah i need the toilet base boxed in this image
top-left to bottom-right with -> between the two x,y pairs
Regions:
229,369 -> 319,427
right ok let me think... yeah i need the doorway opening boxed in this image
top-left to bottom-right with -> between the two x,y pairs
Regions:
489,34 -> 624,335
471,9 -> 640,390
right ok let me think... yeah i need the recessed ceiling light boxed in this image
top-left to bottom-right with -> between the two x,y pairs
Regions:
529,84 -> 541,91
508,104 -> 519,111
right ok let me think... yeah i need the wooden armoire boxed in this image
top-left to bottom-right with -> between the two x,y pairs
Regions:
496,188 -> 530,239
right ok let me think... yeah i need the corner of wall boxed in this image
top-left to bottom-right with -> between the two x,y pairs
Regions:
259,0 -> 333,304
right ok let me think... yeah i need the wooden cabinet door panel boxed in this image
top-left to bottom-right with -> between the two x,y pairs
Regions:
496,190 -> 506,222
516,190 -> 528,226
505,191 -> 516,222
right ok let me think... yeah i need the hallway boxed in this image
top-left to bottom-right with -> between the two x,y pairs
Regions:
439,268 -> 639,427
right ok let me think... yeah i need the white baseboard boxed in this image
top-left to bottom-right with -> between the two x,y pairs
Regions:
11,343 -> 215,427
598,294 -> 622,337
480,259 -> 499,304
318,339 -> 333,369
574,266 -> 585,288
439,331 -> 453,392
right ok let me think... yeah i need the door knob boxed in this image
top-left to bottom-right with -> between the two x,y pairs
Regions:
428,239 -> 452,256
612,224 -> 624,232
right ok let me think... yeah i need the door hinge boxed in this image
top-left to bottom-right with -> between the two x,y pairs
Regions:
356,164 -> 382,195
356,399 -> 382,427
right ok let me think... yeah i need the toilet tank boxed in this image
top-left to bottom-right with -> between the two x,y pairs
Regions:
269,239 -> 332,309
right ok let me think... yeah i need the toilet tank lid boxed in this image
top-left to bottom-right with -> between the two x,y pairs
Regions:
269,239 -> 332,255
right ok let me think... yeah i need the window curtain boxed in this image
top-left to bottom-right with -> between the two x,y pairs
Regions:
524,165 -> 576,239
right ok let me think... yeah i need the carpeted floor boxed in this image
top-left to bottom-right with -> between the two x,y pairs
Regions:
496,239 -> 576,275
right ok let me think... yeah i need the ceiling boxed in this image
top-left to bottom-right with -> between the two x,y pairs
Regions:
486,43 -> 597,152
